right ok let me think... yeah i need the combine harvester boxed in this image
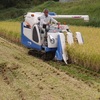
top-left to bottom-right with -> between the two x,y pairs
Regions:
21,12 -> 89,64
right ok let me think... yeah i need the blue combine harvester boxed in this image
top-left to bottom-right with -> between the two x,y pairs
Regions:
21,12 -> 89,64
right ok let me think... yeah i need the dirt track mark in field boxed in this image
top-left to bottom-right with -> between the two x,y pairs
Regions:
0,37 -> 100,100
0,62 -> 26,100
0,62 -> 10,85
21,70 -> 34,82
48,61 -> 100,89
16,88 -> 26,100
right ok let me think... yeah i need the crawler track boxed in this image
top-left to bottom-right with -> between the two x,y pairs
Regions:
28,49 -> 55,61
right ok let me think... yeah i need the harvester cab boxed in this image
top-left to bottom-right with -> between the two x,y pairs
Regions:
21,12 -> 89,64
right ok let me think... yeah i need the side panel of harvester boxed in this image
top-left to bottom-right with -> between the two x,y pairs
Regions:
21,22 -> 42,50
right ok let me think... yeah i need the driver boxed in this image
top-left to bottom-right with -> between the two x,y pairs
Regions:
39,9 -> 59,46
40,9 -> 58,29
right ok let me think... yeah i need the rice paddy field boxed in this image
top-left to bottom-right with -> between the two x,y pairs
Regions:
0,21 -> 100,72
69,26 -> 100,72
0,21 -> 20,43
0,37 -> 100,100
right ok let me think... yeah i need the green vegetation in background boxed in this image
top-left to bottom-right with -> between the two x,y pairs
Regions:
30,0 -> 100,27
0,0 -> 100,26
0,0 -> 53,9
0,8 -> 25,21
0,0 -> 58,21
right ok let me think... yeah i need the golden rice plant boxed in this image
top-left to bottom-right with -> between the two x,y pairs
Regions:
67,25 -> 100,72
0,21 -> 20,43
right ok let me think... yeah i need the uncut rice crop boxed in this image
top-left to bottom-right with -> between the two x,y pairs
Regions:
67,25 -> 100,72
0,21 -> 20,43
